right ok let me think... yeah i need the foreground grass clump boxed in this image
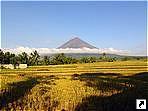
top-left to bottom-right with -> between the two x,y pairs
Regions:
48,76 -> 122,111
0,75 -> 123,111
1,72 -> 147,111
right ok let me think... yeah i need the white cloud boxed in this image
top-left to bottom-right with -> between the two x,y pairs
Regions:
1,46 -> 131,56
98,48 -> 130,55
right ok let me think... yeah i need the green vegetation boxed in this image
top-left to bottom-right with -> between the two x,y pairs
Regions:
49,53 -> 78,65
1,50 -> 147,67
0,60 -> 147,111
0,50 -> 40,66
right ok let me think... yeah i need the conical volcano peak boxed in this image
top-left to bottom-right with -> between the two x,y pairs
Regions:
70,37 -> 84,42
72,37 -> 80,40
70,37 -> 81,41
58,37 -> 97,49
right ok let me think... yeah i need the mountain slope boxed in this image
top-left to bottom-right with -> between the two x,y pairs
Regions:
58,37 -> 97,49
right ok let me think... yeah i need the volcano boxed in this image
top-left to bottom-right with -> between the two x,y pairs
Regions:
58,37 -> 97,49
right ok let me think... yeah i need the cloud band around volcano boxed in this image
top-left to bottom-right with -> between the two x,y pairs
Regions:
2,46 -> 129,56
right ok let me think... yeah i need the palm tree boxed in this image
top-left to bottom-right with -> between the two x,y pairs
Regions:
29,50 -> 40,65
18,52 -> 29,64
4,52 -> 11,64
43,56 -> 50,65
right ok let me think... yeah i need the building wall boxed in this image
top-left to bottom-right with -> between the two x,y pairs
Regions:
1,64 -> 27,69
19,64 -> 27,69
1,64 -> 14,69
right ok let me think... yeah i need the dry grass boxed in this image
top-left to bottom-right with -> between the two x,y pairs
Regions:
0,60 -> 147,111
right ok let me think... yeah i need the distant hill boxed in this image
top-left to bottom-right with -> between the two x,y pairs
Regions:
64,53 -> 123,58
41,53 -> 147,60
58,37 -> 97,49
41,53 -> 124,58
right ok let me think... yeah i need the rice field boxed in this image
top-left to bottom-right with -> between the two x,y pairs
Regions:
0,60 -> 148,111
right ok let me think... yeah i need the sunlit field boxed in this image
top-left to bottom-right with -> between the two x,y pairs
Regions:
0,60 -> 148,111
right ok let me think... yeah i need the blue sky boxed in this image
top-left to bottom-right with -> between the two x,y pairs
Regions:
1,1 -> 147,55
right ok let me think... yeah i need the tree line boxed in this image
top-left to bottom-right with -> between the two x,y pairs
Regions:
0,49 -> 145,67
0,49 -> 40,66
